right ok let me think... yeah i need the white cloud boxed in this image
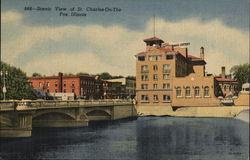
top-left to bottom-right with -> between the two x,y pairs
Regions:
22,51 -> 124,76
1,11 -> 249,76
1,10 -> 23,23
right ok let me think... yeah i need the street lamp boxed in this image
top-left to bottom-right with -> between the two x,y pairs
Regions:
0,70 -> 8,101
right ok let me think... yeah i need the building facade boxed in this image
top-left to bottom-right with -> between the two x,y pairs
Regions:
135,37 -> 233,107
106,77 -> 136,99
29,73 -> 102,99
215,66 -> 239,96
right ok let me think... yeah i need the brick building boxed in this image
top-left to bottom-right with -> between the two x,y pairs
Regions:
29,73 -> 102,99
107,77 -> 136,99
135,37 -> 238,107
215,66 -> 238,96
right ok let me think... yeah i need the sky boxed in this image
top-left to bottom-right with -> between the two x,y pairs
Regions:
1,0 -> 249,76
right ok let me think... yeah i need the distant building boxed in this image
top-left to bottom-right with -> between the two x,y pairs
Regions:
29,73 -> 136,100
107,77 -> 136,99
234,82 -> 250,106
135,37 -> 239,107
29,73 -> 102,99
215,66 -> 239,96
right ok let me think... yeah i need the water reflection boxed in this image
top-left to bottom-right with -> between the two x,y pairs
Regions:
0,116 -> 249,160
136,117 -> 249,160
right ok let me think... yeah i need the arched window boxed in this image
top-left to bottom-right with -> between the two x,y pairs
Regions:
204,86 -> 209,97
185,87 -> 191,97
194,87 -> 200,97
176,87 -> 182,97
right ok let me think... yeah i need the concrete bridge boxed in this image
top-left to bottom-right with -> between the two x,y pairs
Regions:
0,100 -> 137,137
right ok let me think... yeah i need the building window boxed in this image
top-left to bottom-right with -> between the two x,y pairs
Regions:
141,84 -> 148,89
185,87 -> 191,97
141,75 -> 149,81
39,82 -> 42,87
55,89 -> 58,93
163,95 -> 171,102
141,65 -> 149,73
224,86 -> 226,91
153,95 -> 158,102
153,84 -> 158,89
138,56 -> 145,61
55,82 -> 58,87
72,89 -> 75,93
163,74 -> 170,80
63,81 -> 66,87
194,87 -> 200,97
204,86 -> 209,97
163,83 -> 170,89
141,95 -> 149,102
153,65 -> 158,71
163,64 -> 170,73
46,82 -> 50,87
63,89 -> 66,93
153,74 -> 158,80
176,87 -> 182,97
71,81 -> 75,87
166,54 -> 173,60
149,55 -> 161,61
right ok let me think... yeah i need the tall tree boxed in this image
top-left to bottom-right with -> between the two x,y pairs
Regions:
99,72 -> 112,80
32,72 -> 42,77
230,63 -> 250,89
0,61 -> 35,100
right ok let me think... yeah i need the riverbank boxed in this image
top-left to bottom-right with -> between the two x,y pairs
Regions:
136,105 -> 249,118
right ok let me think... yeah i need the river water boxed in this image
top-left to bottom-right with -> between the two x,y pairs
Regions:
0,111 -> 249,160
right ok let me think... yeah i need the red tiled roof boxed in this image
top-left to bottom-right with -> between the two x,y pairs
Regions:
143,37 -> 164,42
215,77 -> 238,82
136,52 -> 146,55
188,55 -> 202,60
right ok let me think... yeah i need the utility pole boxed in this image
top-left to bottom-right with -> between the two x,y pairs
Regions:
1,70 -> 8,100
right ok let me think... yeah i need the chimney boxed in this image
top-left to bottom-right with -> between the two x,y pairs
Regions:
200,47 -> 204,60
58,72 -> 63,92
185,48 -> 188,58
221,66 -> 226,79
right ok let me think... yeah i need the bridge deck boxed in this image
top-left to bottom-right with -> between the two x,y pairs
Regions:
0,100 -> 134,111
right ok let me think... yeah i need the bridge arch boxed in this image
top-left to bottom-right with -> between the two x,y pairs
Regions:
85,109 -> 111,121
33,110 -> 76,120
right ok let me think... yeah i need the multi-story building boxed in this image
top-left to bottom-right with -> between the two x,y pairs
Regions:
106,77 -> 136,99
29,73 -> 102,99
135,37 -> 236,107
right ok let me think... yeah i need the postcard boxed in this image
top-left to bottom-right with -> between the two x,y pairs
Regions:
1,0 -> 249,160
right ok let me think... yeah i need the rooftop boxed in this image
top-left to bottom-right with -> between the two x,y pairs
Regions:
215,77 -> 238,82
143,37 -> 164,43
188,55 -> 203,61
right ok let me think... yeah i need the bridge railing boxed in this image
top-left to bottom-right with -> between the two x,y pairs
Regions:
0,99 -> 133,110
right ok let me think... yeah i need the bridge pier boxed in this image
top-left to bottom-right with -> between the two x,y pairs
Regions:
0,113 -> 32,137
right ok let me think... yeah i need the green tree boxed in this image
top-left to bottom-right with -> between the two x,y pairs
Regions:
0,61 -> 35,100
99,72 -> 112,80
77,72 -> 89,76
32,72 -> 42,77
65,72 -> 73,75
230,63 -> 250,89
126,76 -> 136,80
112,75 -> 124,79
